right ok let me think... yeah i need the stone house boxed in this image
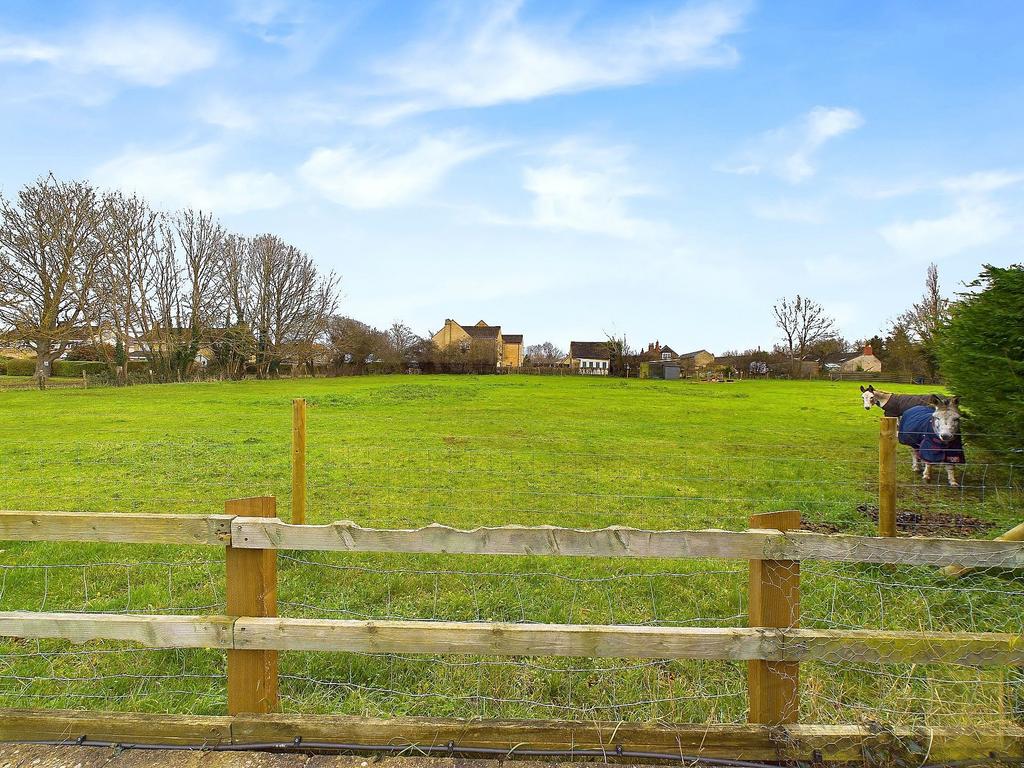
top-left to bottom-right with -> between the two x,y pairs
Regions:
821,344 -> 883,373
431,319 -> 524,368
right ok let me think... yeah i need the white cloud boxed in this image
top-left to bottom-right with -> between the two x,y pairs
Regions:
95,145 -> 291,215
198,94 -> 258,131
522,141 -> 657,239
0,34 -> 61,63
0,18 -> 217,88
366,0 -> 747,121
752,197 -> 824,223
724,106 -> 864,183
299,135 -> 496,209
940,169 -> 1024,195
879,198 -> 1012,261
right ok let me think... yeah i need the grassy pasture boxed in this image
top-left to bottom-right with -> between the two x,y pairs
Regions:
0,375 -> 1021,726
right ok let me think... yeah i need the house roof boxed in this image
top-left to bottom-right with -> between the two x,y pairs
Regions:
502,334 -> 523,344
462,324 -> 501,340
677,349 -> 712,359
569,341 -> 612,360
821,351 -> 863,364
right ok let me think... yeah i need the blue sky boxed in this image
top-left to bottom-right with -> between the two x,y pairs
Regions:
2,1 -> 1022,353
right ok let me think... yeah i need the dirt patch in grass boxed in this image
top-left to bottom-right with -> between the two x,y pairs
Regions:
856,503 -> 994,537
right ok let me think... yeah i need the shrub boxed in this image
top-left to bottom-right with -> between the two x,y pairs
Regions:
936,264 -> 1024,448
66,343 -> 114,361
52,360 -> 107,377
5,358 -> 36,376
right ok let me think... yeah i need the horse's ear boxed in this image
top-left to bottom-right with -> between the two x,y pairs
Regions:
927,394 -> 942,406
950,396 -> 960,408
860,385 -> 866,392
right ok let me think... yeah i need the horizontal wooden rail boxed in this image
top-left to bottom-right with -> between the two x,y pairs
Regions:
0,709 -> 1021,761
232,517 -> 1024,568
0,611 -> 234,647
0,510 -> 233,546
2,611 -> 1021,666
2,510 -> 1022,569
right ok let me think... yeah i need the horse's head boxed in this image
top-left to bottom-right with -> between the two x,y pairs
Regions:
860,384 -> 877,410
928,395 -> 961,443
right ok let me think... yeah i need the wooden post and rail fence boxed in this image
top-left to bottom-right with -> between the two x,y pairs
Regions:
0,506 -> 1022,759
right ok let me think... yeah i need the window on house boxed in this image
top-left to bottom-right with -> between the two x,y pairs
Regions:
662,352 -> 671,361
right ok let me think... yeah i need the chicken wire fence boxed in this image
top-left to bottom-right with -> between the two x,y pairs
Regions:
0,419 -> 1021,750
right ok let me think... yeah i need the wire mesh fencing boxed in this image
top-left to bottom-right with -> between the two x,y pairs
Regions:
0,386 -> 1021,755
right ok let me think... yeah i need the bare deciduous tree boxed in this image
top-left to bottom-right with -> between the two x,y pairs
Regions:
772,294 -> 836,372
248,234 -> 338,377
95,191 -> 160,380
898,263 -> 949,378
0,175 -> 104,378
525,341 -> 565,365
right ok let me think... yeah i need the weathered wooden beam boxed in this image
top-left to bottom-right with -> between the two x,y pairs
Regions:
1,612 -> 1020,666
230,518 -> 1024,568
0,709 -> 1019,760
0,510 -> 233,546
234,619 -> 777,659
235,619 -> 1024,666
0,708 -> 232,746
0,611 -> 234,648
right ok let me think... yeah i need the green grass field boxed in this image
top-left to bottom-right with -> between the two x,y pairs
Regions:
0,376 -> 1021,727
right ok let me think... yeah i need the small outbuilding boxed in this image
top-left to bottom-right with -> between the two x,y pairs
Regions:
640,360 -> 680,380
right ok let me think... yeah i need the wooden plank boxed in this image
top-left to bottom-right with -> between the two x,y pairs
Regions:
233,619 -> 777,659
0,510 -> 233,546
879,416 -> 898,537
0,611 -> 1019,666
0,709 -> 1018,760
0,611 -> 234,648
231,714 -> 1024,761
786,627 -> 1024,665
231,518 -> 774,558
782,530 -> 1024,567
0,708 -> 231,746
944,520 -> 1024,577
748,510 -> 800,726
226,496 -> 279,716
291,398 -> 307,526
230,518 -> 1024,568
234,619 -> 1024,666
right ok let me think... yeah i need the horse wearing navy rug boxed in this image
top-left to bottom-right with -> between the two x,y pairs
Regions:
860,385 -> 933,418
898,396 -> 965,487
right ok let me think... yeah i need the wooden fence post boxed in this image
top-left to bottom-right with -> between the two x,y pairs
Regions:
292,399 -> 307,525
879,417 -> 898,537
226,496 -> 278,715
748,510 -> 800,726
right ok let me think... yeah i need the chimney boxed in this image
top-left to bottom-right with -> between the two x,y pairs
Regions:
655,340 -> 660,352
648,342 -> 653,352
863,344 -> 873,356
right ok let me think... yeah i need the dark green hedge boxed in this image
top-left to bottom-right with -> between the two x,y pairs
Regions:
936,264 -> 1024,449
4,358 -> 36,376
52,360 -> 108,377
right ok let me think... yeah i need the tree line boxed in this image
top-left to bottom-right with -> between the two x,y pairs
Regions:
0,175 -> 340,381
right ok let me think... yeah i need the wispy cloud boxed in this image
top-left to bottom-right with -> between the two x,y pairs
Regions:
752,197 -> 825,223
879,198 -> 1012,261
723,106 -> 864,183
0,17 -> 218,89
521,140 -> 659,239
299,134 -> 498,209
363,0 -> 748,122
878,167 -> 1022,260
94,145 -> 291,215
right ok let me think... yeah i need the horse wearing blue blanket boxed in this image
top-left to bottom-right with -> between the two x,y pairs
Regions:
898,396 -> 964,487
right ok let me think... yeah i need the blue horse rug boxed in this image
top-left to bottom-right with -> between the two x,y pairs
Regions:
898,405 -> 965,464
